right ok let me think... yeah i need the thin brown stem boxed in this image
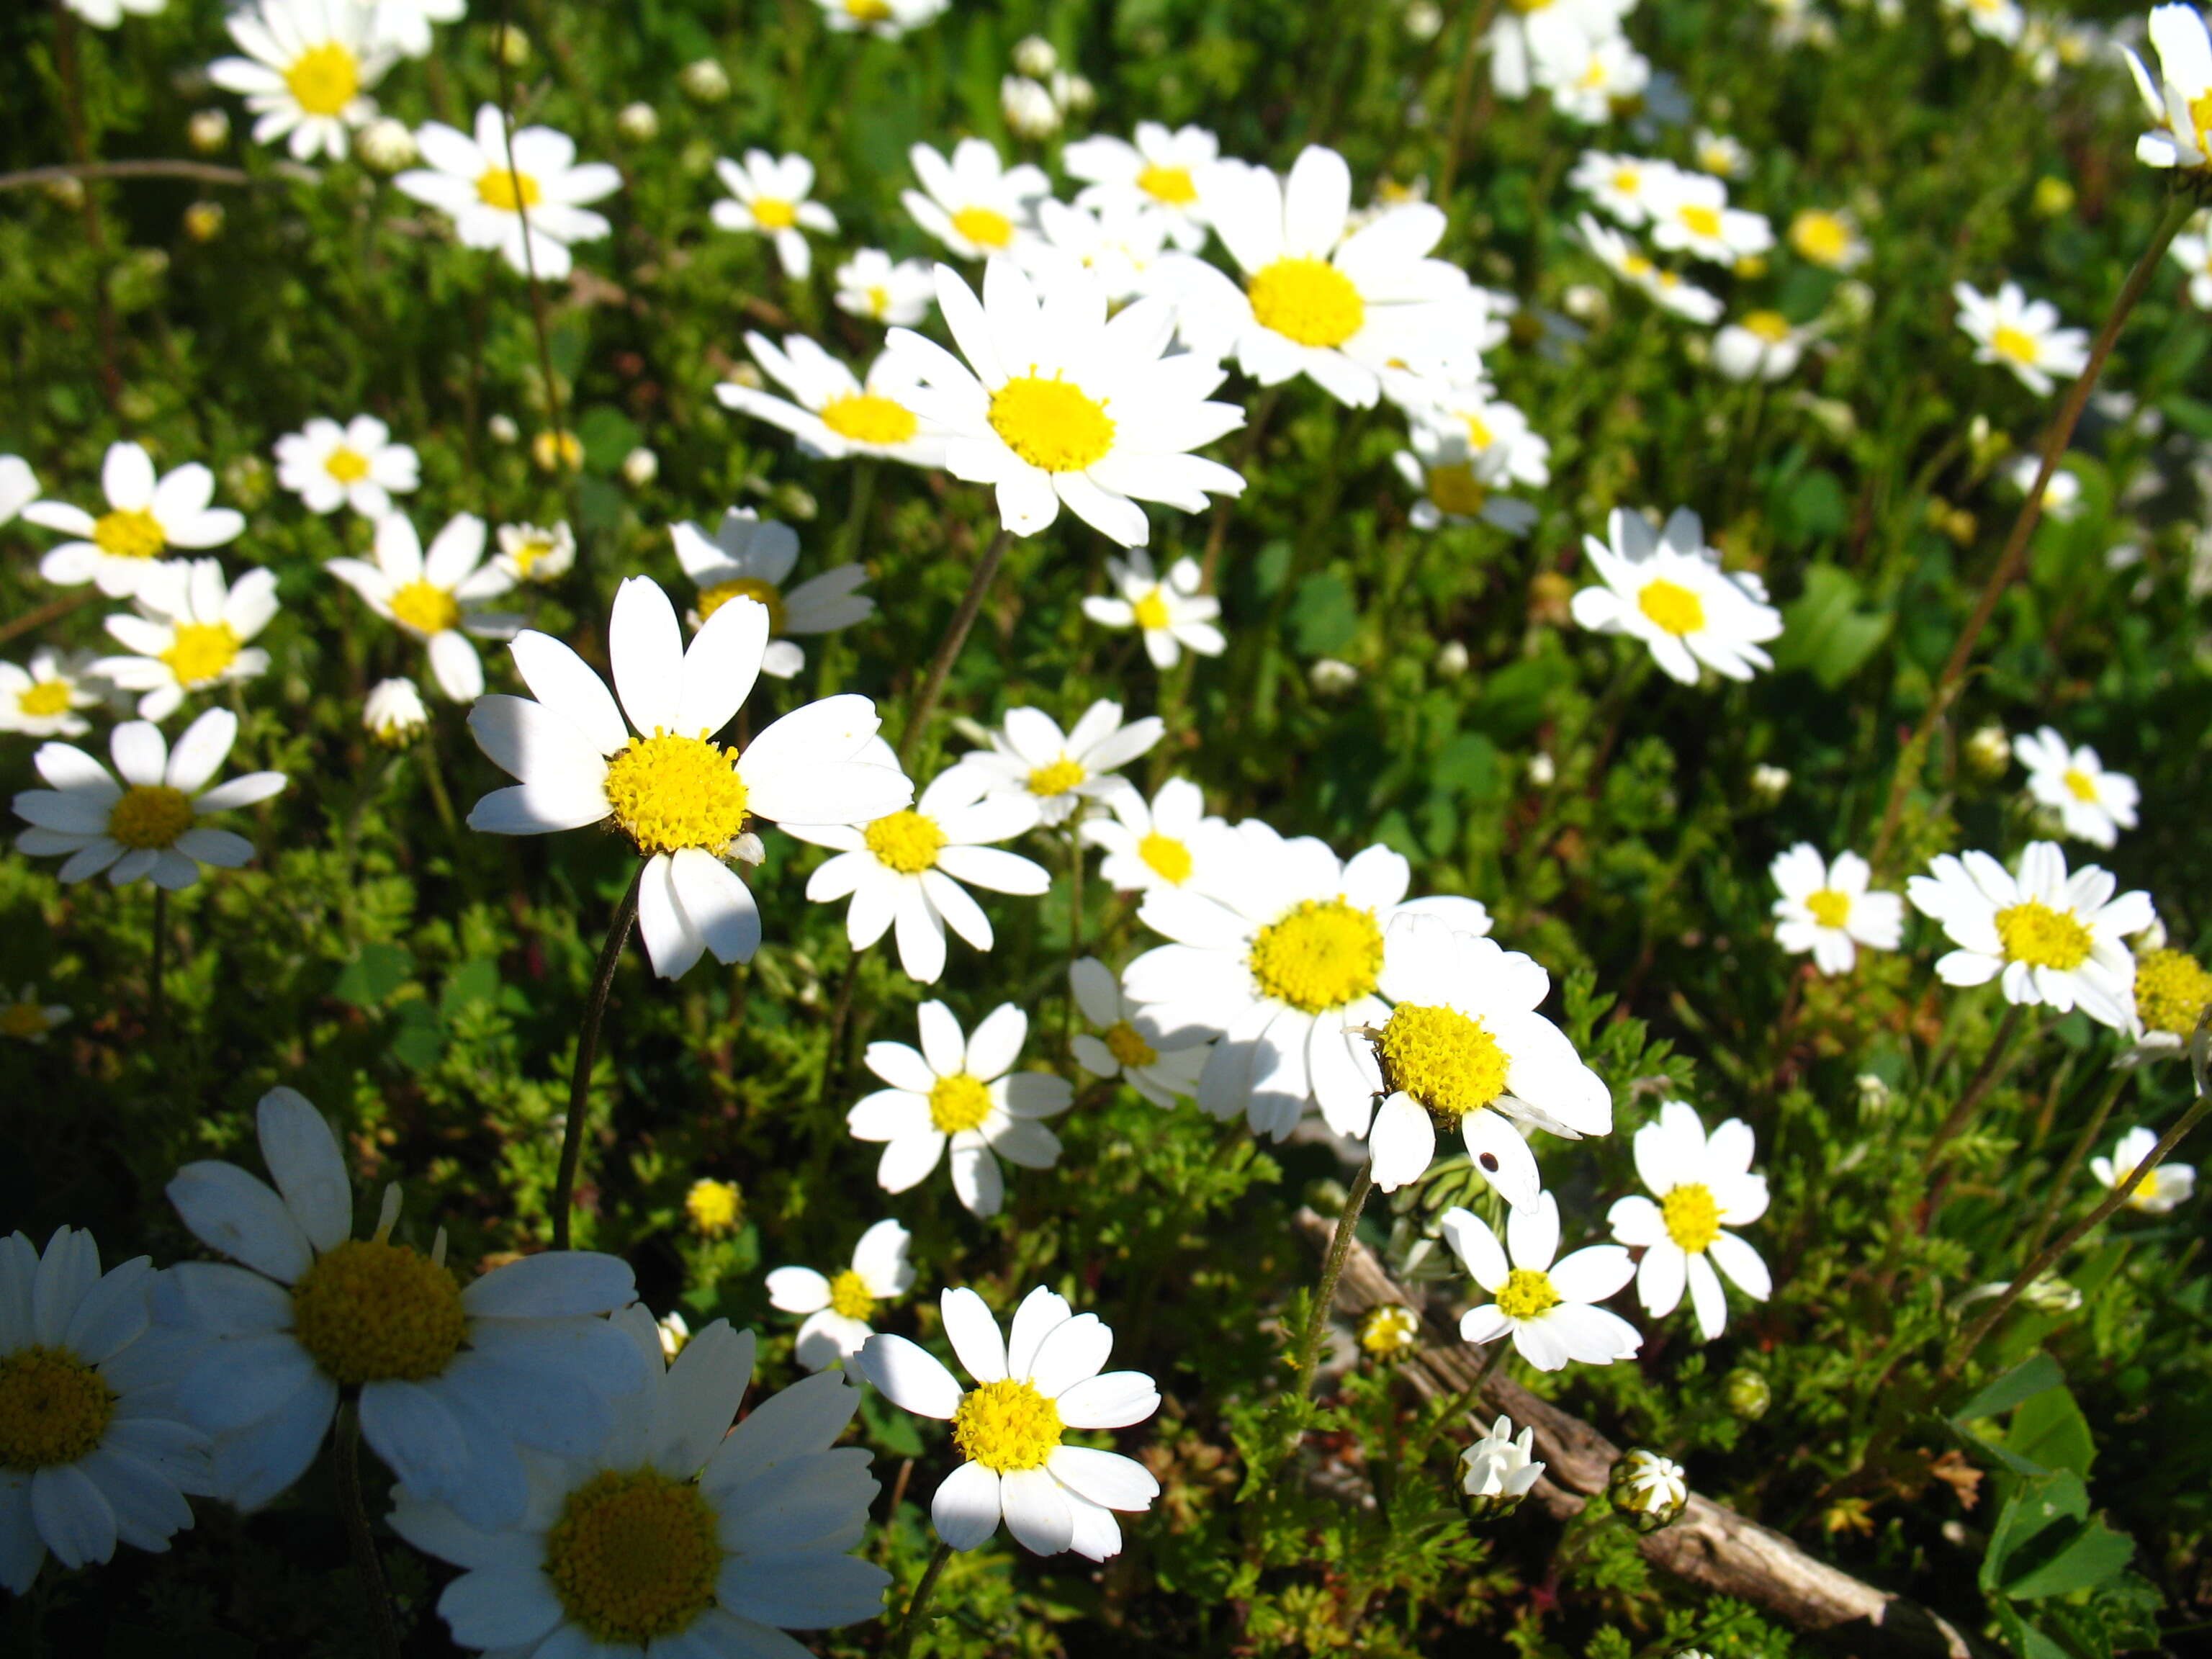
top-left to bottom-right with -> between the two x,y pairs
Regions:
2017,1068 -> 2128,1269
896,526 -> 1013,768
1923,1003 -> 2024,1167
0,591 -> 92,649
0,159 -> 318,192
51,2 -> 121,413
1435,0 -> 1501,205
552,864 -> 644,1249
334,1401 -> 402,1659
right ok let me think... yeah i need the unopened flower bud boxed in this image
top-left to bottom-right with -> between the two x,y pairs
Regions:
1002,75 -> 1061,138
1749,763 -> 1790,805
182,201 -> 225,242
1357,1305 -> 1419,1363
1609,1449 -> 1687,1534
364,678 -> 428,746
186,108 -> 230,154
493,23 -> 531,66
356,117 -> 417,173
487,413 -> 521,445
621,446 -> 659,487
1435,640 -> 1470,677
616,102 -> 660,143
1011,34 -> 1058,77
1722,1367 -> 1771,1421
679,58 -> 731,102
1459,1414 -> 1544,1521
1310,658 -> 1359,694
1964,722 -> 2009,778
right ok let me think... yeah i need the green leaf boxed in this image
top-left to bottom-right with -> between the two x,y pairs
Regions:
2003,1513 -> 2134,1601
1954,1353 -> 2065,1424
576,404 -> 642,471
1992,1602 -> 2076,1659
333,942 -> 413,1010
1773,563 -> 1893,689
1984,1473 -> 2089,1594
2010,1388 -> 2095,1480
1288,570 -> 1359,657
439,959 -> 502,1020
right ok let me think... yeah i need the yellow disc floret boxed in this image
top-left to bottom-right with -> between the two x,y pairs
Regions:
2134,948 -> 2212,1038
819,392 -> 920,448
283,42 -> 360,118
827,1269 -> 875,1321
1103,1020 -> 1158,1069
1247,256 -> 1365,349
927,1073 -> 994,1134
289,1238 -> 467,1386
1660,1183 -> 1720,1253
160,621 -> 242,687
1138,832 -> 1192,885
0,1346 -> 117,1470
1375,1003 -> 1510,1126
950,1377 -> 1063,1472
107,785 -> 194,851
544,1468 -> 721,1645
1425,464 -> 1491,518
1137,163 -> 1198,205
1743,310 -> 1794,344
951,205 -> 1015,248
19,680 -> 75,718
750,197 -> 798,230
1248,897 -> 1385,1014
1025,755 -> 1087,797
477,167 -> 542,212
388,579 -> 461,636
1131,588 -> 1173,631
1678,204 -> 1723,240
324,446 -> 371,485
1995,900 -> 2092,971
865,809 -> 947,875
1804,888 -> 1852,929
92,508 -> 167,561
1493,1267 -> 1560,1321
601,730 -> 751,857
1637,577 -> 1706,637
1991,325 -> 2039,367
696,577 -> 788,634
989,375 -> 1116,472
2061,767 -> 2099,804
685,1177 -> 742,1237
1789,211 -> 1852,267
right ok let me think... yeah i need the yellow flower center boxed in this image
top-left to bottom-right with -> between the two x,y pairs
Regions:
827,1269 -> 875,1321
1247,256 -> 1365,349
1493,1267 -> 1560,1321
951,204 -> 1015,248
988,374 -> 1116,472
1130,588 -> 1173,631
160,621 -> 242,688
696,577 -> 788,634
2061,767 -> 2099,803
2190,89 -> 2212,149
863,809 -> 946,875
1791,212 -> 1851,266
1991,325 -> 2040,367
1137,163 -> 1198,205
950,1377 -> 1063,1472
1138,831 -> 1192,885
685,1178 -> 742,1236
18,680 -> 74,718
1678,204 -> 1724,240
107,785 -> 194,851
388,579 -> 461,636
1994,899 -> 2092,971
750,196 -> 799,230
864,284 -> 890,315
1425,464 -> 1491,518
0,1346 -> 116,1471
1375,1002 -> 1510,1125
1026,755 -> 1088,797
2134,948 -> 2212,1037
1805,888 -> 1852,928
477,166 -> 542,212
1247,896 -> 1385,1014
324,446 -> 371,485
601,730 -> 751,858
1744,310 -> 1794,344
535,431 -> 584,471
1103,1020 -> 1158,1069
508,536 -> 557,577
92,507 -> 167,561
283,42 -> 360,118
1358,1305 -> 1419,1359
289,1238 -> 467,1386
1611,167 -> 1641,194
544,1468 -> 721,1645
0,1002 -> 58,1040
1637,577 -> 1706,637
819,391 -> 920,447
1462,413 -> 1496,449
1660,1182 -> 1721,1253
927,1072 -> 994,1135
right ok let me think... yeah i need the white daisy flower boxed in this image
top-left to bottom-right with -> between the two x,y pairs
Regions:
2004,453 -> 2083,522
1440,1193 -> 1642,1372
492,521 -> 575,586
1575,215 -> 1725,323
365,0 -> 464,58
766,1218 -> 915,1370
1906,840 -> 2153,1031
1172,145 -> 1485,408
12,708 -> 284,889
394,104 -> 621,279
1484,0 -> 1636,99
711,149 -> 838,279
1712,311 -> 1813,382
1121,822 -> 1491,1140
1943,0 -> 2024,45
1393,423 -> 1541,535
886,258 -> 1246,546
1616,1448 -> 1688,1516
1061,121 -> 1219,251
0,454 -> 37,525
835,246 -> 936,325
1403,384 -> 1552,487
2090,1125 -> 2195,1213
0,648 -> 106,739
1082,550 -> 1225,667
854,1285 -> 1160,1560
208,0 -> 392,163
465,575 -> 912,980
1768,844 -> 1905,975
1532,27 -> 1652,125
1568,151 -> 1679,227
714,332 -> 948,468
1001,74 -> 1061,140
2013,727 -> 2139,850
0,1226 -> 209,1593
1460,1414 -> 1545,1514
23,440 -> 246,597
1692,128 -> 1751,179
1069,956 -> 1209,1107
1570,506 -> 1782,685
902,137 -> 1049,259
791,744 -> 1049,984
389,1308 -> 889,1655
847,1002 -> 1072,1217
1,984 -> 71,1043
157,1087 -> 645,1521
1077,775 -> 1227,897
814,0 -> 949,39
92,559 -> 278,722
1788,207 -> 1870,271
1358,913 -> 1611,1202
2128,6 -> 2212,170
953,698 -> 1164,828
671,508 -> 873,679
63,0 -> 170,27
364,677 -> 428,745
1020,199 -> 1172,306
273,415 -> 420,518
328,511 -> 521,703
1606,1100 -> 1771,1340
1953,279 -> 2089,397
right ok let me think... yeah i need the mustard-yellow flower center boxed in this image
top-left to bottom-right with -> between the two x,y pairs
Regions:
1137,163 -> 1198,205
107,785 -> 194,851
1026,755 -> 1087,797
827,1269 -> 875,1321
1804,888 -> 1852,928
160,621 -> 242,687
1358,1304 -> 1419,1359
544,1468 -> 721,1645
1994,899 -> 2092,971
601,731 -> 750,857
750,196 -> 799,230
2134,948 -> 2212,1037
927,1072 -> 994,1135
951,205 -> 1015,248
1375,1002 -> 1510,1125
18,680 -> 75,718
1138,831 -> 1192,885
324,446 -> 371,485
685,1178 -> 742,1236
289,1238 -> 467,1386
1103,1020 -> 1157,1069
1637,577 -> 1706,637
388,578 -> 461,636
1247,256 -> 1364,348
696,577 -> 787,634
864,809 -> 946,875
989,374 -> 1116,472
1493,1267 -> 1560,1321
819,392 -> 920,448
1130,588 -> 1172,631
477,167 -> 543,212
0,1346 -> 116,1471
92,508 -> 167,561
1426,464 -> 1491,519
1248,896 -> 1384,1014
284,42 -> 360,118
1660,1182 -> 1720,1252
950,1377 -> 1063,1472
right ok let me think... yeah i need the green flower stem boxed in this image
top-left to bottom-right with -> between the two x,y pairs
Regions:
552,863 -> 644,1250
891,1539 -> 955,1659
1282,1160 -> 1377,1462
334,1400 -> 401,1659
2016,1066 -> 2131,1270
148,886 -> 167,1044
897,525 -> 1014,769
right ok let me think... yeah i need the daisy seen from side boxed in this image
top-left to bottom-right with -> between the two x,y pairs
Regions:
94,558 -> 279,721
1606,1100 -> 1771,1341
1644,169 -> 1773,266
1570,506 -> 1782,685
670,508 -> 874,678
714,333 -> 947,469
208,0 -> 392,163
1061,121 -> 1219,251
493,521 -> 575,586
1712,312 -> 1815,382
1069,956 -> 1209,1107
767,1218 -> 915,1371
2013,727 -> 2140,850
1441,1192 -> 1642,1372
1393,423 -> 1541,535
814,0 -> 949,40
274,415 -> 420,518
835,247 -> 935,325
1568,150 -> 1677,227
953,698 -> 1164,829
327,511 -> 521,702
394,104 -> 620,279
2090,1125 -> 2195,1213
24,440 -> 245,597
0,649 -> 106,739
1768,845 -> 1905,975
711,150 -> 838,279
902,138 -> 1048,259
1575,215 -> 1725,324
2127,5 -> 2212,170
1081,549 -> 1225,667
1788,207 -> 1869,271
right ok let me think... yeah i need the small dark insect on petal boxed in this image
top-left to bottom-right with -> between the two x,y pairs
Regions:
1479,1153 -> 1500,1172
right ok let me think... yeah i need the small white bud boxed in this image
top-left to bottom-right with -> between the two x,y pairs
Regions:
186,108 -> 230,154
616,102 -> 660,143
622,446 -> 659,486
1309,658 -> 1360,694
1011,34 -> 1058,77
679,58 -> 731,102
356,117 -> 418,173
1001,76 -> 1061,138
